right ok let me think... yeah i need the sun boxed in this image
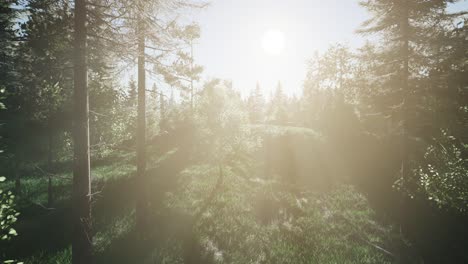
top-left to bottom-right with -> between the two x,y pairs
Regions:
262,29 -> 285,55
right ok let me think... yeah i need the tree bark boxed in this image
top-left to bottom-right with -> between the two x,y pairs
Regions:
14,152 -> 20,192
398,2 -> 410,262
47,118 -> 54,207
136,13 -> 148,233
72,0 -> 93,262
190,40 -> 194,112
401,0 -> 410,187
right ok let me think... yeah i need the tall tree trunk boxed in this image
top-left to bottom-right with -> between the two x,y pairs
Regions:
159,91 -> 166,131
190,40 -> 194,112
72,0 -> 92,262
160,92 -> 165,119
264,135 -> 271,179
14,151 -> 20,192
47,117 -> 54,207
136,13 -> 148,233
398,1 -> 410,262
401,0 -> 410,187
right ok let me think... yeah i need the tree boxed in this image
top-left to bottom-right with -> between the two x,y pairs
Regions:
358,0 -> 458,185
246,82 -> 265,124
146,83 -> 160,132
267,81 -> 288,125
0,85 -> 20,257
20,0 -> 74,207
159,23 -> 204,112
0,0 -> 19,92
1,0 -> 23,193
126,78 -> 137,108
116,0 -> 206,233
135,7 -> 148,232
357,1 -> 467,261
72,0 -> 92,262
415,129 -> 468,213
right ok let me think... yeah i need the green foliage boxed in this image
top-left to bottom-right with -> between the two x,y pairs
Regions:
194,79 -> 254,165
0,0 -> 466,263
0,63 -> 21,264
0,177 -> 19,241
246,82 -> 265,124
167,164 -> 398,263
24,247 -> 71,264
94,213 -> 135,254
415,130 -> 468,213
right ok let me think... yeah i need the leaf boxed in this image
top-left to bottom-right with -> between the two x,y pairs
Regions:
0,176 -> 6,182
8,228 -> 17,236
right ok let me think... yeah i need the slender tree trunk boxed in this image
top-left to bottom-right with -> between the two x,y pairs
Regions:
136,13 -> 148,233
47,118 -> 54,207
14,152 -> 20,192
338,53 -> 345,102
264,135 -> 271,179
401,0 -> 410,186
159,91 -> 166,131
72,0 -> 92,262
160,92 -> 165,119
190,41 -> 194,112
398,2 -> 410,262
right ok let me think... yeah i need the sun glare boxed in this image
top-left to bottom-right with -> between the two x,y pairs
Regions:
262,29 -> 285,55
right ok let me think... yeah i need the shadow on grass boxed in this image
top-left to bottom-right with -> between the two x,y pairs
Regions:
93,146 -> 193,264
0,204 -> 73,261
2,130 -> 194,263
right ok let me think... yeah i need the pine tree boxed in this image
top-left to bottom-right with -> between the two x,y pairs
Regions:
358,0 -> 455,184
20,0 -> 74,207
127,77 -> 137,107
72,0 -> 92,262
0,0 -> 19,91
267,81 -> 287,125
247,82 -> 265,123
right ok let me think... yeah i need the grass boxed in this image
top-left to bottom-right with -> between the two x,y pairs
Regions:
160,163 -> 399,264
1,138 -> 402,263
24,247 -> 72,264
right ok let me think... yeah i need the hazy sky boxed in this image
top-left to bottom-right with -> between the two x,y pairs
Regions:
190,0 -> 467,97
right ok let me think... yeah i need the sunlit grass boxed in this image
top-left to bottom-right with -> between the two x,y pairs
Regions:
24,247 -> 72,264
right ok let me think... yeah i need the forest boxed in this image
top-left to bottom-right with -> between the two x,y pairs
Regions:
0,0 -> 467,263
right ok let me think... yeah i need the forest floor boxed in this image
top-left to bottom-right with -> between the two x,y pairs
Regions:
1,132 -> 399,264
1,138 -> 197,263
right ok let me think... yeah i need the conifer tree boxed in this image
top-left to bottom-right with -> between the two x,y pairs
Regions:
72,0 -> 92,262
358,0 -> 457,184
247,82 -> 265,123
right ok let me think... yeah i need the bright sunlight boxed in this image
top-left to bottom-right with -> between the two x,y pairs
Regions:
261,29 -> 285,56
2,1 -> 468,263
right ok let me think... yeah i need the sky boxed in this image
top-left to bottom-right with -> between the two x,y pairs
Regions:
189,0 -> 468,97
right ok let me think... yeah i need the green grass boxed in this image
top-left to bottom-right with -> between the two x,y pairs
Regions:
2,145 -> 402,264
92,162 -> 134,182
161,164 -> 399,264
24,247 -> 72,264
94,210 -> 135,254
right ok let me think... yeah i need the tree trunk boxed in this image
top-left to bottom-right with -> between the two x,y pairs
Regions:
47,118 -> 54,207
398,2 -> 410,262
401,0 -> 410,186
190,40 -> 194,112
72,0 -> 93,262
14,152 -> 20,192
264,135 -> 271,178
136,13 -> 148,233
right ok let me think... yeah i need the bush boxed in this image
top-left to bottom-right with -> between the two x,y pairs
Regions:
415,130 -> 468,213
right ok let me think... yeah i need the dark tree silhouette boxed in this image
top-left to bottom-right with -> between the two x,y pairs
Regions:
72,0 -> 92,262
